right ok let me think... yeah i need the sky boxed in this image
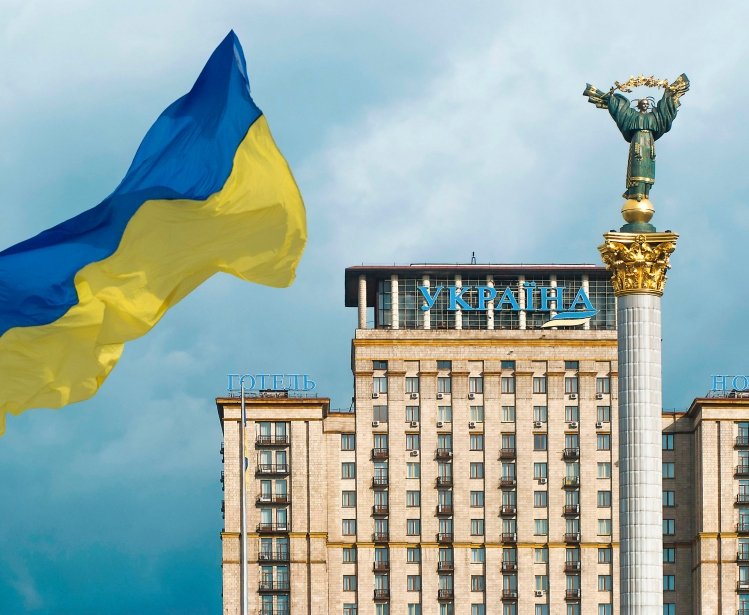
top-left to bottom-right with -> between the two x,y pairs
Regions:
1,1 -> 748,612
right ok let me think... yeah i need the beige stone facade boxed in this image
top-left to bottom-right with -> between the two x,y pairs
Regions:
216,264 -> 748,615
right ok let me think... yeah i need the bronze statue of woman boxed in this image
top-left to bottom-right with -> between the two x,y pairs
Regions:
584,74 -> 689,202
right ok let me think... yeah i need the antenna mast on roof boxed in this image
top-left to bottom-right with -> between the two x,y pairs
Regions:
471,252 -> 477,265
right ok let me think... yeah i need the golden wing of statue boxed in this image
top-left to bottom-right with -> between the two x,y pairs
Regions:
667,74 -> 690,106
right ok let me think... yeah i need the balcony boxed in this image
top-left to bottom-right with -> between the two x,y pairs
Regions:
738,580 -> 749,592
256,523 -> 289,533
501,561 -> 518,573
500,505 -> 517,517
258,580 -> 290,592
258,550 -> 289,563
373,589 -> 390,601
372,476 -> 389,488
738,523 -> 749,534
436,504 -> 454,516
562,477 -> 581,488
437,532 -> 454,543
736,465 -> 749,476
738,550 -> 749,562
256,434 -> 289,446
500,478 -> 517,489
563,504 -> 580,516
738,494 -> 749,505
564,532 -> 581,543
501,532 -> 518,543
372,447 -> 389,460
373,561 -> 389,572
499,447 -> 516,460
437,560 -> 454,572
373,532 -> 389,542
372,504 -> 389,516
502,589 -> 518,601
437,589 -> 454,601
256,464 -> 290,475
565,589 -> 581,600
563,447 -> 580,460
564,561 -> 581,573
737,435 -> 749,447
436,448 -> 453,460
256,494 -> 291,505
436,476 -> 454,488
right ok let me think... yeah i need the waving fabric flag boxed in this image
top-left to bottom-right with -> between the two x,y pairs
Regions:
0,32 -> 306,434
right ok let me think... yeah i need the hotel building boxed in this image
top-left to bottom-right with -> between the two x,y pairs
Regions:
217,263 -> 749,615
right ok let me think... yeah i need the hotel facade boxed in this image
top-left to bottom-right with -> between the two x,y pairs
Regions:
217,263 -> 749,615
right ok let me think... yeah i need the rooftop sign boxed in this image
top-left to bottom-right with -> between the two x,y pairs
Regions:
226,373 -> 316,393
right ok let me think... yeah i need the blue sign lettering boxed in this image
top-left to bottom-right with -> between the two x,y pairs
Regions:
711,375 -> 749,392
226,373 -> 317,393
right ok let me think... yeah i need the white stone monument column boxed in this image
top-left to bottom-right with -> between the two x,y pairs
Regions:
600,230 -> 678,614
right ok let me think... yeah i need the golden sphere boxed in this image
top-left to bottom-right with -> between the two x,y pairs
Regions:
621,198 -> 654,224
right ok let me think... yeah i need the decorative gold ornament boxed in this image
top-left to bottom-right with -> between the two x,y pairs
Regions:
598,232 -> 678,296
621,198 -> 654,224
613,74 -> 671,93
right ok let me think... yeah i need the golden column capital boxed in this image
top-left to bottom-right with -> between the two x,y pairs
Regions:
598,231 -> 679,297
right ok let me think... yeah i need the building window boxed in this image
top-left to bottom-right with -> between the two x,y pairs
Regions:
565,360 -> 579,370
534,519 -> 548,535
470,491 -> 485,507
470,434 -> 484,450
342,491 -> 356,507
501,360 -> 516,370
406,406 -> 420,422
343,575 -> 357,591
663,519 -> 675,535
597,434 -> 611,451
597,462 -> 611,479
407,575 -> 421,591
373,405 -> 388,422
437,360 -> 452,370
438,377 -> 452,394
471,547 -> 485,563
407,519 -> 421,535
597,519 -> 612,535
662,434 -> 674,450
597,491 -> 612,507
343,604 -> 357,615
534,491 -> 548,508
405,490 -> 420,507
470,406 -> 485,422
597,406 -> 611,423
663,491 -> 675,507
565,377 -> 579,394
438,406 -> 453,422
471,519 -> 485,536
470,462 -> 485,479
533,406 -> 548,422
535,575 -> 549,591
502,462 -> 516,479
471,575 -> 486,591
596,377 -> 610,394
662,462 -> 675,479
471,606 -> 486,615
535,606 -> 549,615
501,377 -> 516,394
341,463 -> 356,479
407,547 -> 421,562
598,575 -> 612,591
375,604 -> 390,615
341,434 -> 356,450
342,546 -> 356,562
565,406 -> 579,422
533,376 -> 547,394
567,606 -> 580,615
534,434 -> 547,451
404,377 -> 419,394
534,547 -> 548,563
534,463 -> 548,479
342,519 -> 356,535
598,548 -> 612,563
469,377 -> 484,393
407,462 -> 421,479
663,547 -> 676,563
663,605 -> 675,615
502,405 -> 516,422
663,575 -> 675,591
373,360 -> 388,370
598,605 -> 612,615
408,605 -> 421,615
406,434 -> 420,451
373,376 -> 388,395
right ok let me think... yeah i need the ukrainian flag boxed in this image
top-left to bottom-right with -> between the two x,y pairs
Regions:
0,32 -> 306,434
